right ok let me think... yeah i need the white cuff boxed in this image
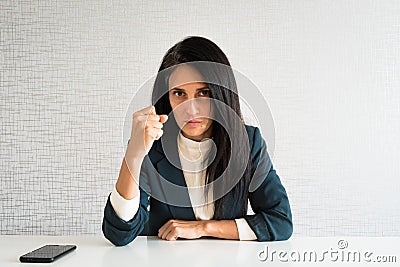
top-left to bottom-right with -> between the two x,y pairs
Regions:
110,184 -> 140,222
234,218 -> 257,241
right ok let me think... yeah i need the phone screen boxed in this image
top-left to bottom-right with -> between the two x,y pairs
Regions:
19,245 -> 77,263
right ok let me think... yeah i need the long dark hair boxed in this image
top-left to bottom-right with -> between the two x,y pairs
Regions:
152,36 -> 252,219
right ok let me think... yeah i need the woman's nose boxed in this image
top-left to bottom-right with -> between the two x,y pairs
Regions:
184,98 -> 199,116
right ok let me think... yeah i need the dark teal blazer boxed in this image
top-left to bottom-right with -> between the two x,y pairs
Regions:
102,125 -> 293,246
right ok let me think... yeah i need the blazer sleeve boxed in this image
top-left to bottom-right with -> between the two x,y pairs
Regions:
244,127 -> 293,241
102,157 -> 151,246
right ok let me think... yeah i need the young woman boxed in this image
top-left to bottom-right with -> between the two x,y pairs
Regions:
102,36 -> 293,246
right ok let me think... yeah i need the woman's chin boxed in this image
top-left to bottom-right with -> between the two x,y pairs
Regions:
181,128 -> 205,139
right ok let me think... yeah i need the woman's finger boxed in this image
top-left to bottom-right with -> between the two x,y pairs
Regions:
159,114 -> 168,123
146,128 -> 162,140
146,121 -> 163,129
144,114 -> 160,122
155,129 -> 163,140
165,229 -> 179,241
160,223 -> 171,239
137,105 -> 155,115
158,220 -> 174,238
158,222 -> 169,236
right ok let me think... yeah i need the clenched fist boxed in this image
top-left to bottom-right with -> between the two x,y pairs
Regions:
127,105 -> 168,159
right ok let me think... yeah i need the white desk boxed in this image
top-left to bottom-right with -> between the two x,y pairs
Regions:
1,235 -> 399,266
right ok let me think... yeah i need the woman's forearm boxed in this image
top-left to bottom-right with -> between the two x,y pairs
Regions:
115,153 -> 144,200
203,220 -> 239,240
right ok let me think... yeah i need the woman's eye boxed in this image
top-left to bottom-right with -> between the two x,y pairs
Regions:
173,91 -> 185,97
199,90 -> 210,97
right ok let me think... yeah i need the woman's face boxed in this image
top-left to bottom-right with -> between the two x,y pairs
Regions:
168,65 -> 213,141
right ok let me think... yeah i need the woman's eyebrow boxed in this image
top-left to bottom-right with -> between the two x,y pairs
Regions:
171,86 -> 209,91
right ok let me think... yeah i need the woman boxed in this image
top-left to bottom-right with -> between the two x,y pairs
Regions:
102,36 -> 293,246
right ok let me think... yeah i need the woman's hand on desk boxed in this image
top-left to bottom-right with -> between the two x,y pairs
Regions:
157,219 -> 239,241
158,219 -> 207,241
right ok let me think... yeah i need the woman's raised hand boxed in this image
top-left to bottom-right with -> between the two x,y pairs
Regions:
127,106 -> 168,159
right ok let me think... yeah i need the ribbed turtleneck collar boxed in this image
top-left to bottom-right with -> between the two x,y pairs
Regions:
177,132 -> 213,171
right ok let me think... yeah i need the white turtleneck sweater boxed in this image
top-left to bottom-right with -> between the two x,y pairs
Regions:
110,132 -> 257,240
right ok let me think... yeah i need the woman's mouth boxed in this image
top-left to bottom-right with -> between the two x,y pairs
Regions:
185,119 -> 202,126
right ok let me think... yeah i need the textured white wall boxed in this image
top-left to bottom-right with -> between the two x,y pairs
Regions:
1,0 -> 399,236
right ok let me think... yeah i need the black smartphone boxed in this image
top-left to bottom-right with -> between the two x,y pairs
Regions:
19,244 -> 77,263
